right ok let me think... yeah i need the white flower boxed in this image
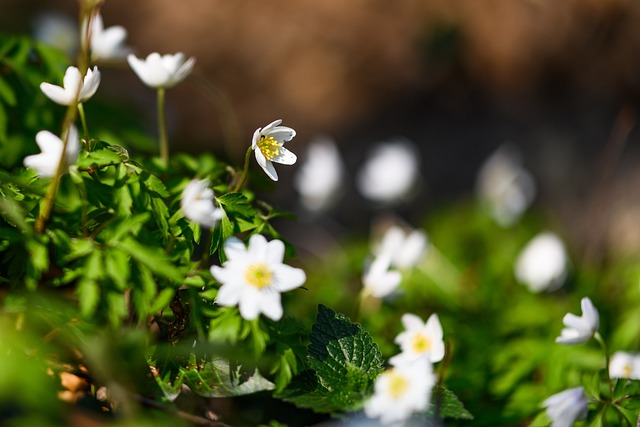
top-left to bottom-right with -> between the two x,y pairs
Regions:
180,179 -> 224,229
251,119 -> 297,181
24,126 -> 80,178
556,297 -> 599,345
40,66 -> 101,106
609,351 -> 640,380
127,52 -> 196,89
375,225 -> 428,270
293,136 -> 344,211
542,387 -> 588,427
83,12 -> 130,61
32,12 -> 78,56
514,232 -> 568,293
210,234 -> 306,321
390,313 -> 445,366
364,358 -> 435,426
356,139 -> 420,204
362,254 -> 402,298
476,145 -> 535,227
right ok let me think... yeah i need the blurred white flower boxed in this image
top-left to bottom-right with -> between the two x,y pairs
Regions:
180,179 -> 224,229
32,12 -> 78,56
390,313 -> 444,366
514,232 -> 568,293
542,387 -> 588,427
357,139 -> 420,204
40,66 -> 101,106
127,52 -> 196,89
556,297 -> 599,345
362,254 -> 402,298
210,234 -> 306,321
24,126 -> 80,178
252,119 -> 297,181
364,358 -> 435,426
609,351 -> 640,380
476,145 -> 535,227
375,225 -> 428,270
294,136 -> 344,211
83,12 -> 131,61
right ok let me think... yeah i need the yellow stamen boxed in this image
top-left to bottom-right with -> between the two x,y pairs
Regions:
411,333 -> 431,354
623,364 -> 632,378
387,371 -> 409,399
245,263 -> 273,289
258,135 -> 281,161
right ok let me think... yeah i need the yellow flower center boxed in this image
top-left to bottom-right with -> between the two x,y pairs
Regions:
257,135 -> 281,161
623,364 -> 632,378
245,263 -> 273,289
411,333 -> 431,354
387,371 -> 409,399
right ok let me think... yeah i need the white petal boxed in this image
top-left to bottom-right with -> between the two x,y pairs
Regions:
35,130 -> 63,153
401,313 -> 424,331
260,119 -> 283,133
369,270 -> 402,298
258,291 -> 283,320
171,56 -> 196,86
223,237 -> 247,261
271,147 -> 297,165
215,282 -> 243,306
210,265 -> 231,284
238,288 -> 261,320
265,126 -> 296,143
62,66 -> 82,96
251,128 -> 262,149
79,66 -> 101,102
247,234 -> 269,261
265,239 -> 285,264
40,82 -> 73,106
272,264 -> 306,292
581,297 -> 599,331
262,161 -> 278,181
425,314 -> 443,339
64,125 -> 80,165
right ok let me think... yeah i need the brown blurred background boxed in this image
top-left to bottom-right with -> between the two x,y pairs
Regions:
4,0 -> 640,255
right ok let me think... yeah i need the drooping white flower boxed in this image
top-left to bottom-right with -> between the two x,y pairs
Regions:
210,234 -> 306,321
375,225 -> 428,270
390,313 -> 445,366
514,232 -> 568,293
356,139 -> 420,204
24,126 -> 80,178
180,179 -> 224,229
364,358 -> 435,426
476,145 -> 535,227
609,351 -> 640,380
32,12 -> 78,56
293,136 -> 344,211
83,12 -> 131,61
542,387 -> 588,427
251,119 -> 297,182
40,66 -> 101,106
556,297 -> 599,345
362,254 -> 402,298
127,52 -> 196,89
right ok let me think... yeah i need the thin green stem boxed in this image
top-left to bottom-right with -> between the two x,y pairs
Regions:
200,228 -> 214,268
77,103 -> 90,149
230,146 -> 253,192
157,87 -> 169,165
595,332 -> 614,398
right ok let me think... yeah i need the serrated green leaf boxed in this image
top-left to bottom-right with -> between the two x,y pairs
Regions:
150,288 -> 175,313
430,385 -> 474,420
77,277 -> 100,317
77,149 -> 123,169
117,238 -> 183,282
217,192 -> 257,219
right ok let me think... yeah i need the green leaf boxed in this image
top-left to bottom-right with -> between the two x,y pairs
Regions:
117,238 -> 183,282
279,305 -> 384,413
430,385 -> 474,420
217,192 -> 257,219
77,149 -> 123,169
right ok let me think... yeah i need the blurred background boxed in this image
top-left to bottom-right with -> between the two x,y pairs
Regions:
4,0 -> 640,256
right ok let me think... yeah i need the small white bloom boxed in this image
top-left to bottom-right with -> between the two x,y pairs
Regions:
364,358 -> 435,425
251,119 -> 297,181
476,145 -> 535,227
210,234 -> 306,321
32,12 -> 79,56
514,232 -> 568,293
362,254 -> 402,298
542,387 -> 588,427
127,52 -> 196,89
40,66 -> 101,106
180,179 -> 224,229
375,225 -> 428,270
609,351 -> 640,380
356,139 -> 420,204
390,313 -> 445,366
24,125 -> 80,178
83,12 -> 131,61
293,136 -> 344,211
556,297 -> 599,345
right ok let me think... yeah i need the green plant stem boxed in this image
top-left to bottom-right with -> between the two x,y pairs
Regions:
77,103 -> 90,149
595,332 -> 614,398
157,87 -> 169,165
201,228 -> 214,268
231,146 -> 253,192
34,106 -> 78,234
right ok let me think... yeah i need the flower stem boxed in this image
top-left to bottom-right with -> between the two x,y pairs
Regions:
595,332 -> 614,398
157,87 -> 169,165
230,146 -> 253,192
77,103 -> 90,150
